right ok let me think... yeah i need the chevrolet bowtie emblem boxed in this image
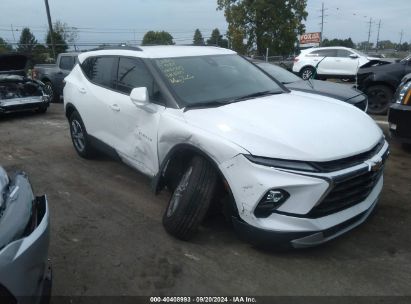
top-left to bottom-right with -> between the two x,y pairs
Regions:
370,159 -> 383,172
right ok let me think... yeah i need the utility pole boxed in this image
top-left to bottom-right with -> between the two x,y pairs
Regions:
44,0 -> 56,60
376,20 -> 381,52
10,24 -> 16,43
319,2 -> 328,46
399,30 -> 404,46
366,17 -> 372,53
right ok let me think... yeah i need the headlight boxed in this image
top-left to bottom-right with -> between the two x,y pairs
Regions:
395,81 -> 411,105
244,155 -> 318,172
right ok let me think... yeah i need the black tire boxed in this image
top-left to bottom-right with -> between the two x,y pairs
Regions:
69,111 -> 95,159
402,143 -> 411,152
300,66 -> 315,80
366,85 -> 393,115
163,156 -> 217,240
36,105 -> 48,114
43,81 -> 59,103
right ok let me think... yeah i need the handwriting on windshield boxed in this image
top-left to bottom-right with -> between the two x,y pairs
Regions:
157,59 -> 194,84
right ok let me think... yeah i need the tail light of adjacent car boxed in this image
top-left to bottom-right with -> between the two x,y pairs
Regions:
395,81 -> 411,105
293,57 -> 299,63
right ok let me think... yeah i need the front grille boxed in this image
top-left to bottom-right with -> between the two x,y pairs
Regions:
311,138 -> 385,172
308,166 -> 384,218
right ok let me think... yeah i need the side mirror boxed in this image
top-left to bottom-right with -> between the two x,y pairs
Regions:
130,87 -> 149,106
349,54 -> 359,59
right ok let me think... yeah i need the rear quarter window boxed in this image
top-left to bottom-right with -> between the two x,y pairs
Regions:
81,56 -> 117,89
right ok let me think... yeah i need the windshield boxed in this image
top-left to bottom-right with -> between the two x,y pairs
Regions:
154,54 -> 284,107
257,62 -> 301,84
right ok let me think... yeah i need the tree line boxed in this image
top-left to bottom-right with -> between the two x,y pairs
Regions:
0,20 -> 77,66
322,37 -> 410,52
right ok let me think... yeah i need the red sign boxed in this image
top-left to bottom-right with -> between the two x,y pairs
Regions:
300,32 -> 321,44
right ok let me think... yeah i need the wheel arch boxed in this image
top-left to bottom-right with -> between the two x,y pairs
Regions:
299,65 -> 315,73
65,102 -> 78,119
151,143 -> 239,216
365,81 -> 396,92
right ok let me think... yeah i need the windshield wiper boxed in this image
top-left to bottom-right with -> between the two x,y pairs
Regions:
183,100 -> 230,111
227,90 -> 283,103
183,90 -> 283,111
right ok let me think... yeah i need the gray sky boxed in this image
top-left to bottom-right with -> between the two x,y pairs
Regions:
0,0 -> 410,48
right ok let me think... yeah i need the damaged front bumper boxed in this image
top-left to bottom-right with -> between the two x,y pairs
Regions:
0,170 -> 51,304
220,141 -> 388,248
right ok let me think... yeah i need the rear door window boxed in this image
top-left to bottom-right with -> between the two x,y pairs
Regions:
337,49 -> 353,58
81,56 -> 117,89
316,49 -> 338,57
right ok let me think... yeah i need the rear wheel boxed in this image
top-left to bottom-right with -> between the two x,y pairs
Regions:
69,111 -> 95,158
36,105 -> 48,114
163,156 -> 217,240
366,85 -> 393,115
300,66 -> 315,80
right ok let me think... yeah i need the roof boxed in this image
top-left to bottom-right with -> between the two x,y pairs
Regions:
77,46 -> 236,63
301,46 -> 356,52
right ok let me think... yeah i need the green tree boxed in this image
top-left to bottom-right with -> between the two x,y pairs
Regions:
46,30 -> 68,58
357,41 -> 374,51
0,37 -> 13,53
193,29 -> 205,46
321,38 -> 354,48
45,20 -> 78,57
53,21 -> 79,45
378,40 -> 395,50
17,28 -> 37,57
32,44 -> 49,64
142,31 -> 174,45
206,28 -> 228,47
217,0 -> 308,56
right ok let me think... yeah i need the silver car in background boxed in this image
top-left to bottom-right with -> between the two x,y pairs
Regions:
0,167 -> 51,304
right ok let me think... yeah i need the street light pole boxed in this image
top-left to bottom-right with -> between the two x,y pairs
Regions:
44,0 -> 56,60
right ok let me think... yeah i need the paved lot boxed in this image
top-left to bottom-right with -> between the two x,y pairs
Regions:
1,104 -> 410,296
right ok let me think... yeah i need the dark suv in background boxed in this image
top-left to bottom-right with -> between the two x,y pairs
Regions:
358,54 -> 411,114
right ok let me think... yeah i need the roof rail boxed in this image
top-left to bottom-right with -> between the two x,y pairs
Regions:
90,45 -> 143,51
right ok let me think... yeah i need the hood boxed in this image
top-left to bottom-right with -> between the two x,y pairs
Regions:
286,79 -> 364,103
0,54 -> 28,76
184,91 -> 382,162
359,59 -> 396,72
359,60 -> 399,73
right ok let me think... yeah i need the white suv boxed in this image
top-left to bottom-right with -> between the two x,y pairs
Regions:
293,46 -> 379,80
64,46 -> 389,248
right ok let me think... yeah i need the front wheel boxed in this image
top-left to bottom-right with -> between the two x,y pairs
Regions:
366,85 -> 393,115
69,111 -> 95,158
163,156 -> 217,240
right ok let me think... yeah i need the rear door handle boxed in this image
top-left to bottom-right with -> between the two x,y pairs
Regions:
110,104 -> 120,112
78,87 -> 86,94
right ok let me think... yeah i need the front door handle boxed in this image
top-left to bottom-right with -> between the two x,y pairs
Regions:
78,87 -> 86,94
110,104 -> 120,112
